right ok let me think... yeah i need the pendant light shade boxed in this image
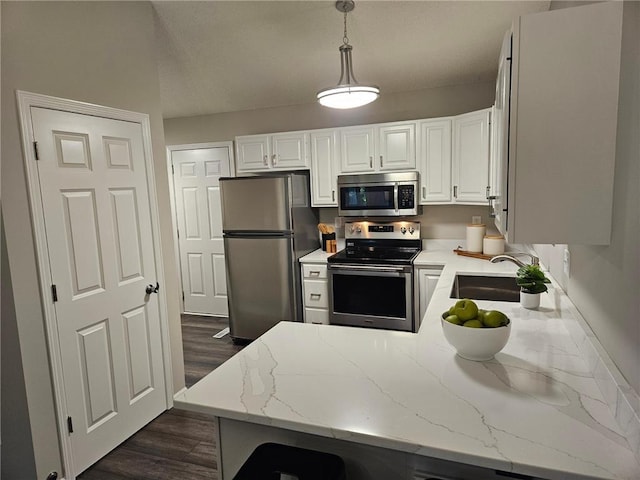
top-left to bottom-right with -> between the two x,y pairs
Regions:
317,1 -> 379,109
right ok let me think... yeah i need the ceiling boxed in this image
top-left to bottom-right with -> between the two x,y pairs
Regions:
153,1 -> 550,119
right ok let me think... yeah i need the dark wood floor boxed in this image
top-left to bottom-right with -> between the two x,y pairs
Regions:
79,314 -> 244,480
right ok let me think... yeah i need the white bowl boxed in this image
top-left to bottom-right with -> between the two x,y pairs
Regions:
441,317 -> 511,361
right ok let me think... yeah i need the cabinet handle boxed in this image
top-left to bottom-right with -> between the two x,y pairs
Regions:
272,154 -> 277,166
486,185 -> 491,200
263,155 -> 268,166
310,293 -> 322,299
369,156 -> 373,168
332,190 -> 336,202
422,186 -> 426,199
380,155 -> 383,167
453,185 -> 458,198
309,270 -> 321,277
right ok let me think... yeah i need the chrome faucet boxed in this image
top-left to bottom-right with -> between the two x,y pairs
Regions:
490,252 -> 539,268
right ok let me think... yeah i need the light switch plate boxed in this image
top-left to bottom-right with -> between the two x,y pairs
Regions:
563,247 -> 571,277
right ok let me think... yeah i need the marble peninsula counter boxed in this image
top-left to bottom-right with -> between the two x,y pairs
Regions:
175,251 -> 640,480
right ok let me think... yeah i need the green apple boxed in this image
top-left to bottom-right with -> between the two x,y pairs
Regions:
463,319 -> 484,328
476,309 -> 487,322
445,314 -> 463,325
452,299 -> 479,321
483,310 -> 509,328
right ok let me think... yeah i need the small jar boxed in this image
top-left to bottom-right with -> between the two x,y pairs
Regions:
483,235 -> 505,256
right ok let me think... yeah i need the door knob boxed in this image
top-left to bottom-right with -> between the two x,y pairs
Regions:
145,282 -> 160,295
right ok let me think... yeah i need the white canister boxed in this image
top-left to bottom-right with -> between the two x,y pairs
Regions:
483,235 -> 505,256
466,224 -> 486,253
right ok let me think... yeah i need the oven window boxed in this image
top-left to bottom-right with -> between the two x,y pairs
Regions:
332,273 -> 406,318
340,186 -> 394,210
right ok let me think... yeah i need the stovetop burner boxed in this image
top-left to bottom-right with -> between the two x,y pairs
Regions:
327,221 -> 421,266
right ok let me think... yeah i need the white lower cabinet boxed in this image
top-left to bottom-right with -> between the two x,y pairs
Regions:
301,262 -> 329,325
414,266 -> 443,328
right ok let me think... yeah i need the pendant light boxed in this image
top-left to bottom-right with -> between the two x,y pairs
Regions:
317,0 -> 380,109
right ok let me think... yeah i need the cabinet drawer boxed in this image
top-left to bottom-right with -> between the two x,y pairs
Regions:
304,308 -> 329,325
303,279 -> 328,308
302,263 -> 327,279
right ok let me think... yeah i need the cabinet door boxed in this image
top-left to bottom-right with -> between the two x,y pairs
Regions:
415,268 -> 442,328
271,132 -> 309,170
491,33 -> 511,235
452,109 -> 490,204
310,130 -> 339,206
507,2 -> 621,244
339,126 -> 375,173
377,122 -> 416,171
418,119 -> 452,204
235,135 -> 270,173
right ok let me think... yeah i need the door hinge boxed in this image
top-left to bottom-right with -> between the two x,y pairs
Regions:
33,141 -> 40,160
182,291 -> 185,302
67,416 -> 73,434
177,229 -> 180,239
171,164 -> 175,175
51,284 -> 58,302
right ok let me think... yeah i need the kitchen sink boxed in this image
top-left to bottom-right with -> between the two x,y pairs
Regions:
450,275 -> 520,302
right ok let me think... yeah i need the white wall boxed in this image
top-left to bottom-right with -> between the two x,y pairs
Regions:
163,82 -> 496,143
1,2 -> 184,477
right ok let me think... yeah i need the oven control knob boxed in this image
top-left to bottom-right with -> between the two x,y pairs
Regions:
400,227 -> 407,234
408,226 -> 415,235
355,226 -> 362,234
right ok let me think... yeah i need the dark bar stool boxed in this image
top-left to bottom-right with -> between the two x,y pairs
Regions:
233,442 -> 346,480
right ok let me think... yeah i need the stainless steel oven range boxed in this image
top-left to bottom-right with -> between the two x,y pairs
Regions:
327,221 -> 421,332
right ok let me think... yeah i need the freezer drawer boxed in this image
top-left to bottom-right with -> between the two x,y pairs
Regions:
224,235 -> 299,340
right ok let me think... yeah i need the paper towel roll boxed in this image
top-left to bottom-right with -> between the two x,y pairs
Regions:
466,224 -> 486,253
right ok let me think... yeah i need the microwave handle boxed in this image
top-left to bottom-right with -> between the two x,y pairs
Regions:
394,183 -> 399,212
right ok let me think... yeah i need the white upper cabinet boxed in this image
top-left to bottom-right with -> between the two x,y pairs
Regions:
417,110 -> 490,205
452,108 -> 491,204
338,122 -> 416,174
235,135 -> 271,172
339,126 -> 376,173
236,131 -> 309,173
310,129 -> 339,206
499,2 -> 622,244
377,122 -> 416,171
418,118 -> 452,204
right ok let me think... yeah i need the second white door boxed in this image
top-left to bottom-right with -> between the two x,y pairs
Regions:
170,144 -> 232,316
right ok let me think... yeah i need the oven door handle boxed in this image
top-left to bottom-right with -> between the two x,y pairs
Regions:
329,264 -> 409,275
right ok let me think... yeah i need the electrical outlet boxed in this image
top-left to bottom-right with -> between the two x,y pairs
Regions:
471,215 -> 482,224
563,247 -> 571,277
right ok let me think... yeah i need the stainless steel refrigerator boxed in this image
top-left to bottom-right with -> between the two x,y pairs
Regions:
220,172 -> 319,342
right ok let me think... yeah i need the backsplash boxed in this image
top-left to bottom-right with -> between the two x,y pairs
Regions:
318,205 -> 498,239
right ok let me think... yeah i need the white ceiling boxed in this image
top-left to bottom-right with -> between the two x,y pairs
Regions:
153,1 -> 550,119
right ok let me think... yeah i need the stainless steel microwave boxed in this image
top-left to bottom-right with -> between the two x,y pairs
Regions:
337,172 -> 419,217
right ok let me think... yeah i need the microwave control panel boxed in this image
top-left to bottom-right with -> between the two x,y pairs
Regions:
398,184 -> 415,209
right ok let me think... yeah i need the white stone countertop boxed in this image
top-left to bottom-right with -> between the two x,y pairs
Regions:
175,250 -> 640,480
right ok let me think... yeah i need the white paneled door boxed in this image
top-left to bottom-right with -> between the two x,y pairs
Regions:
30,106 -> 167,475
170,145 -> 231,316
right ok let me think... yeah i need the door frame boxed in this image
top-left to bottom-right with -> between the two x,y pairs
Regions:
16,90 -> 174,477
166,141 -> 235,314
